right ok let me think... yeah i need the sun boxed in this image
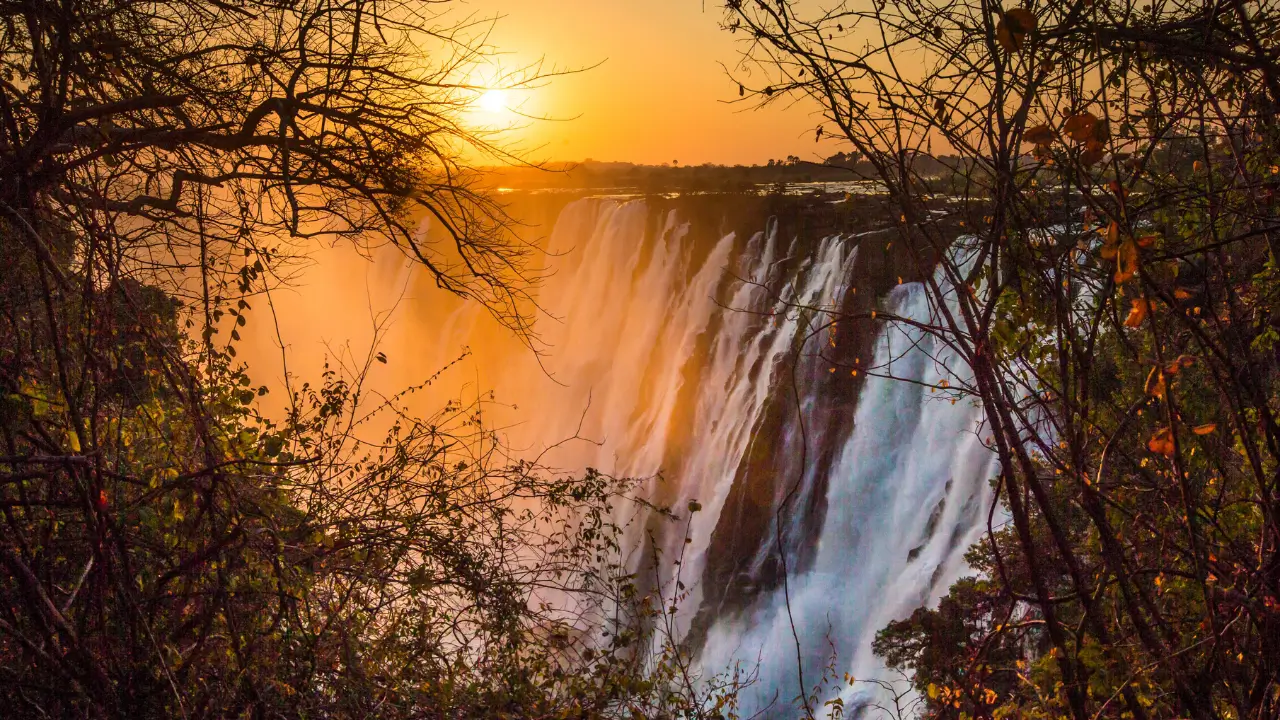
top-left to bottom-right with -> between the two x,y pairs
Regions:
477,89 -> 509,115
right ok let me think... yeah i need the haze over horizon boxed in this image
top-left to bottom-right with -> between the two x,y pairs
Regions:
467,0 -> 842,166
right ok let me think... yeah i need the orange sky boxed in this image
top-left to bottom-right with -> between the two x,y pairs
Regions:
462,0 -> 838,165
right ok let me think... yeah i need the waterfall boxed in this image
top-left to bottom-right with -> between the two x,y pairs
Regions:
246,195 -> 998,715
507,197 -> 998,715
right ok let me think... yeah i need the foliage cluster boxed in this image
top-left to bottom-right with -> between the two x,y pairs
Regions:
725,0 -> 1280,717
0,1 -> 733,717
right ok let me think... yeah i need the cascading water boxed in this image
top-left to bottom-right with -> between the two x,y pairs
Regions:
248,194 -> 998,716
698,281 -> 998,715
509,197 -> 998,716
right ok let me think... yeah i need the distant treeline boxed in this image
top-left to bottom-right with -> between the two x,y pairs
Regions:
481,153 -> 967,192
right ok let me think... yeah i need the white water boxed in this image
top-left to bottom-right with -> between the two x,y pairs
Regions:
247,196 -> 999,716
698,281 -> 997,715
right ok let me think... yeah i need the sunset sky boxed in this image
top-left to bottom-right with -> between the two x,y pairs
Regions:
466,0 -> 836,165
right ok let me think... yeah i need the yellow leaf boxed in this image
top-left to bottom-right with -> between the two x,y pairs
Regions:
1148,427 -> 1175,456
928,683 -> 939,699
1193,423 -> 1217,435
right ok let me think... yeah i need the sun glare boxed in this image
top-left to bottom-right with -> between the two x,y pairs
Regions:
477,89 -> 509,114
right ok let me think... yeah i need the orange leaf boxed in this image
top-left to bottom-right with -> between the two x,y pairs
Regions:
1148,427 -> 1175,456
996,20 -> 1016,51
1064,113 -> 1099,142
996,8 -> 1037,51
1099,221 -> 1121,259
1115,239 -> 1139,283
1091,119 -> 1111,143
1193,423 -> 1217,435
1136,235 -> 1158,248
1006,8 -> 1038,33
1165,354 -> 1195,375
1174,287 -> 1194,299
1124,298 -> 1151,327
1024,124 -> 1055,146
1144,367 -> 1165,398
